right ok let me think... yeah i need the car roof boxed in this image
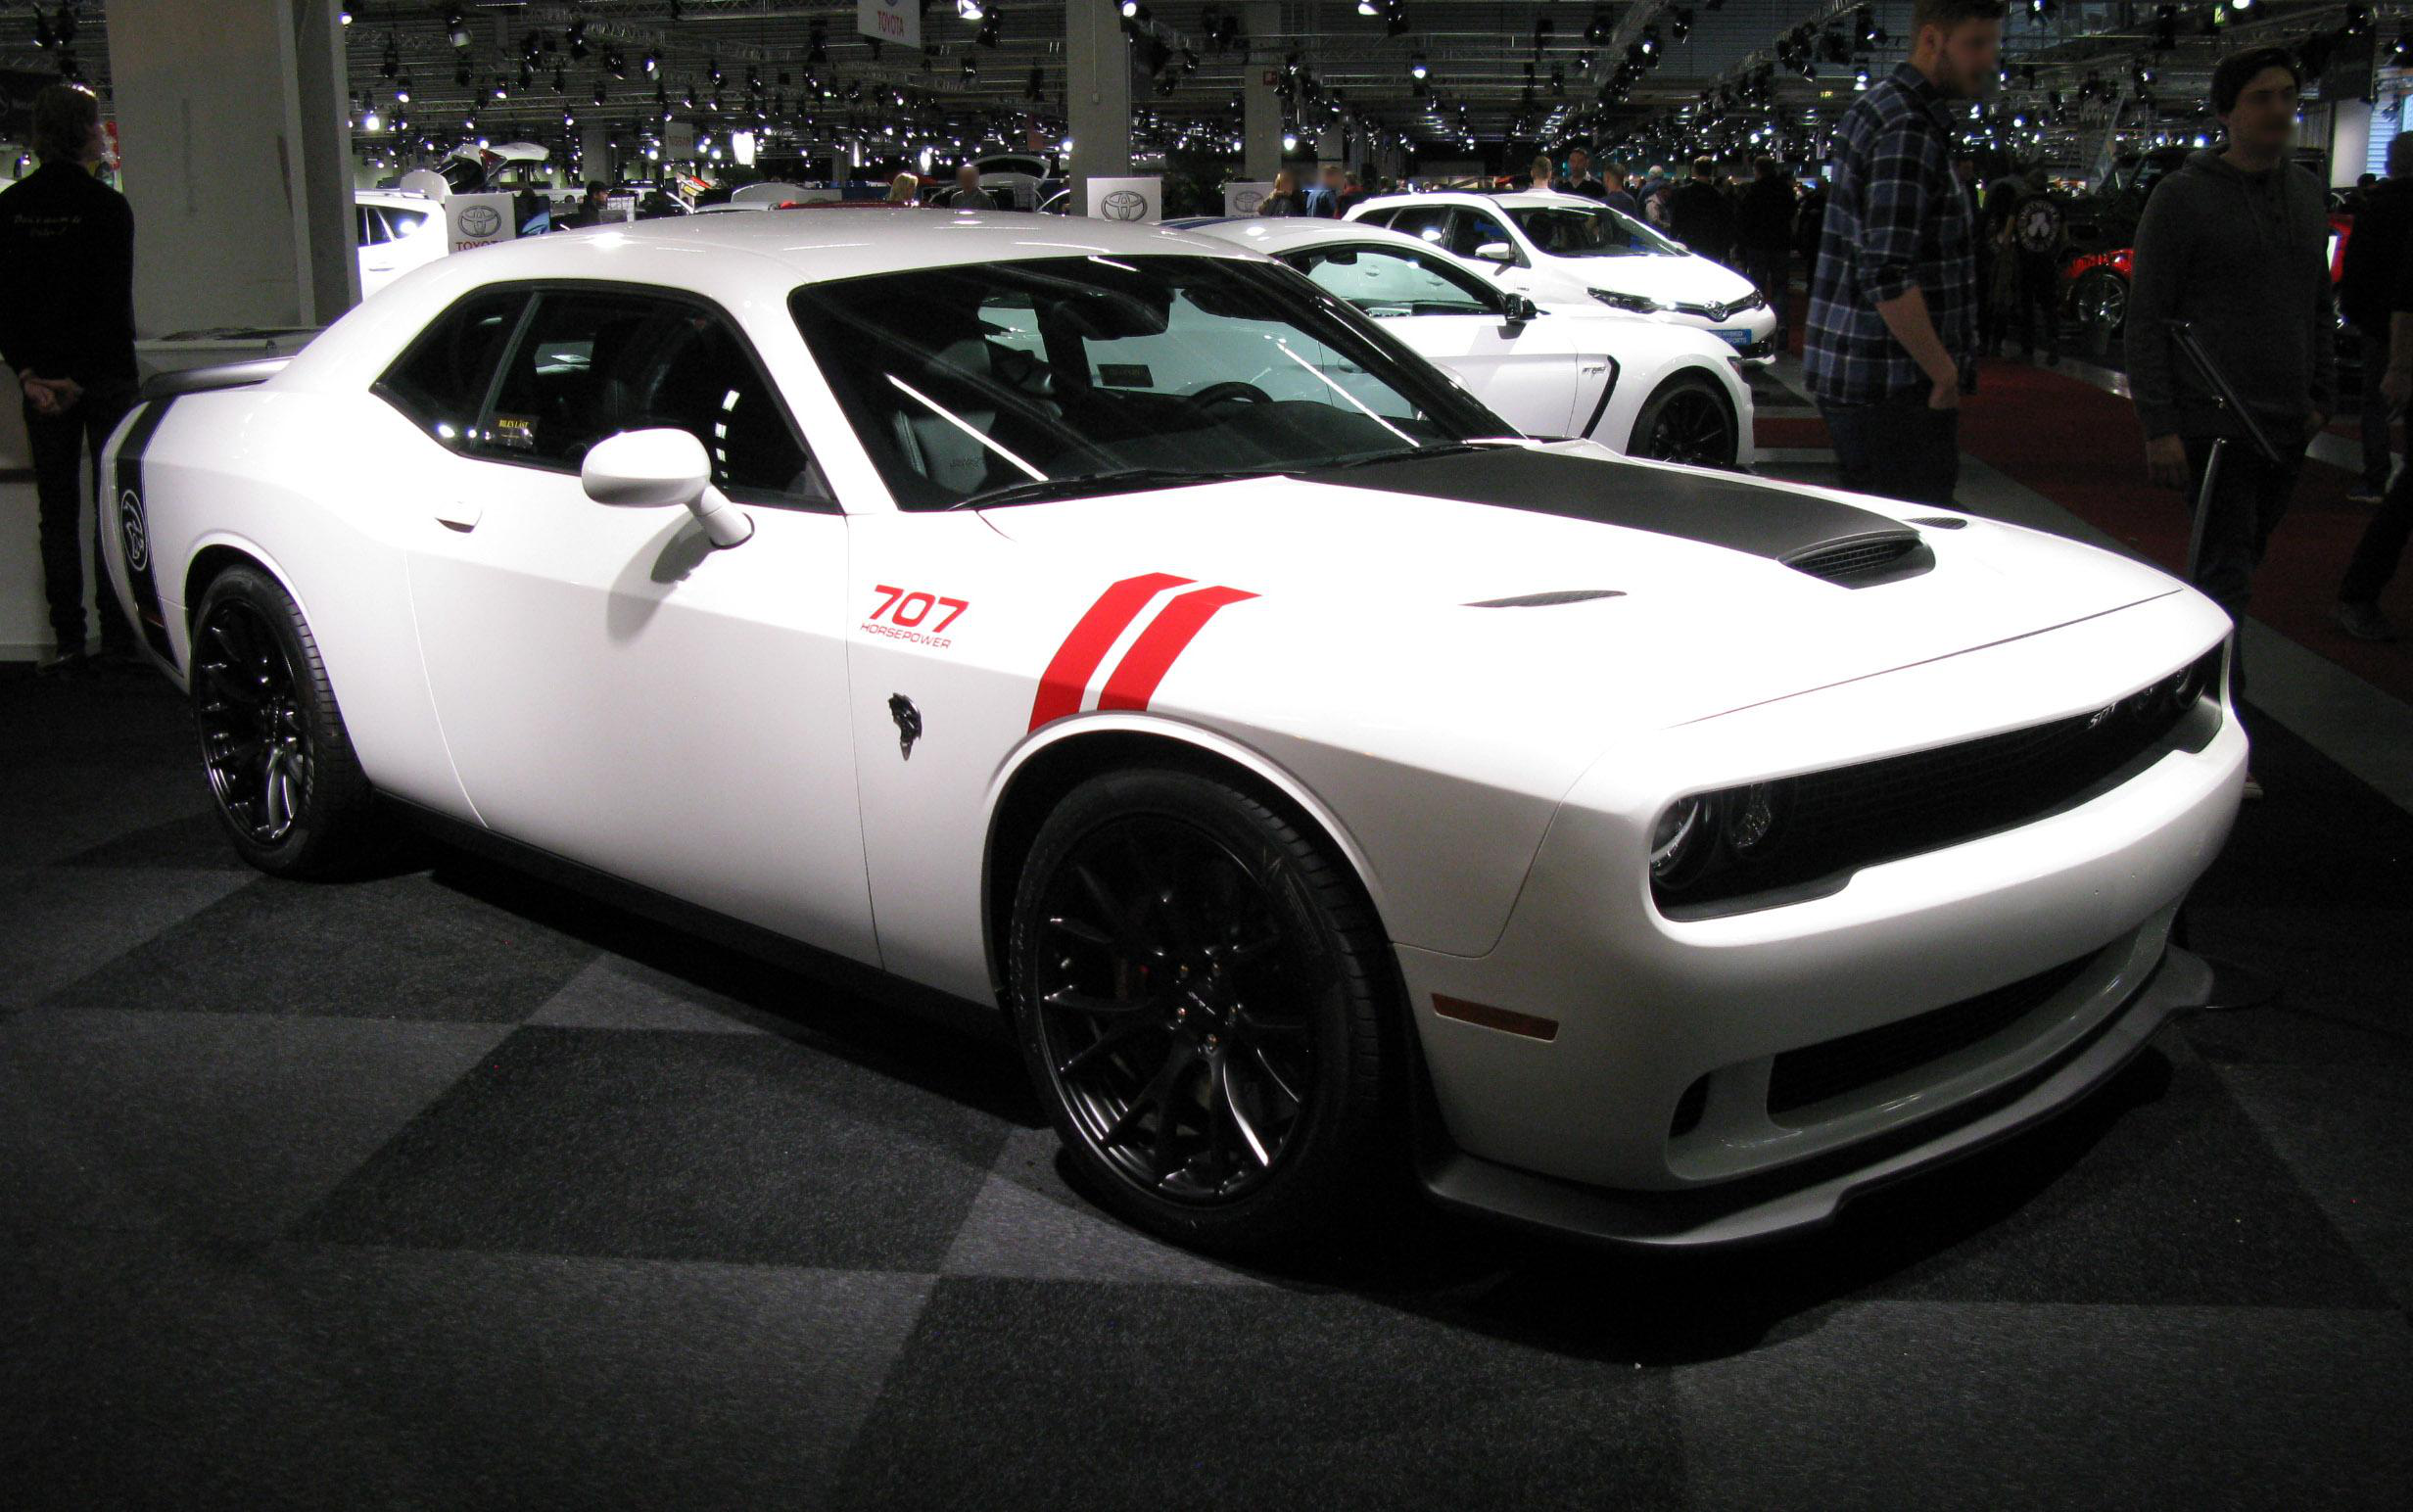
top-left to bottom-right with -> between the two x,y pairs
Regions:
1356,191 -> 1596,213
1186,216 -> 1477,260
449,208 -> 1261,286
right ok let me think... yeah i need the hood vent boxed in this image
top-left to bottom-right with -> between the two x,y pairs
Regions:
1782,532 -> 1933,588
1465,589 -> 1629,608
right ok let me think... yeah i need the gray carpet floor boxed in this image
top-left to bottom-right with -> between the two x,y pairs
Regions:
3,672 -> 2407,1510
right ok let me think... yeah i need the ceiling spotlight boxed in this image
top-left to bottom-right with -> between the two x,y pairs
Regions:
958,0 -> 983,18
1120,0 -> 1140,17
445,7 -> 470,50
396,78 -> 410,103
1410,53 -> 1429,80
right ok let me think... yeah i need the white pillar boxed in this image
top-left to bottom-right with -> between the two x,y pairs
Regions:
1242,3 -> 1281,182
2333,98 -> 2375,186
1065,0 -> 1131,211
107,0 -> 356,328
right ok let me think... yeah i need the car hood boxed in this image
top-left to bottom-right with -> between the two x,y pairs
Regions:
979,444 -> 2182,739
1541,252 -> 1759,307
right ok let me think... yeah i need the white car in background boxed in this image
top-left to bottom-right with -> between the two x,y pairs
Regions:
1348,190 -> 1778,362
355,189 -> 445,302
1182,216 -> 1754,468
101,213 -> 2242,1257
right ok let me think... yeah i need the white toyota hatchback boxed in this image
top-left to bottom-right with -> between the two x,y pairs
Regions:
1348,190 -> 1778,362
101,212 -> 2241,1257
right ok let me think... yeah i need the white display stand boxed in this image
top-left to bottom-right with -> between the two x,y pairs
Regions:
1083,176 -> 1162,223
1223,181 -> 1275,216
444,192 -> 518,254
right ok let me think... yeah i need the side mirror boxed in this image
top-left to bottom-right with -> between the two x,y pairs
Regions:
1473,241 -> 1518,265
1502,294 -> 1542,323
580,428 -> 753,548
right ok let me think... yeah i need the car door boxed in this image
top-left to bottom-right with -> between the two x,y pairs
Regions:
1283,242 -> 1579,436
398,283 -> 876,962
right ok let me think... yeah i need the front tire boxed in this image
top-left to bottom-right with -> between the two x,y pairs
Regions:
1628,371 -> 1739,467
1006,768 -> 1402,1257
189,564 -> 381,877
2073,266 -> 2128,333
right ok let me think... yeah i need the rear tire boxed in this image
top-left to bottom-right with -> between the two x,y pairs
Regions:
1628,371 -> 1739,467
189,565 -> 382,877
1006,767 -> 1403,1258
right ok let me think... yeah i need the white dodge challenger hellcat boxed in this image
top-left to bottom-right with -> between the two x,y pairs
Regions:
100,211 -> 2242,1254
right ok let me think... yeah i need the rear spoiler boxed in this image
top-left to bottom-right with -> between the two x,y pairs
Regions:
139,357 -> 292,402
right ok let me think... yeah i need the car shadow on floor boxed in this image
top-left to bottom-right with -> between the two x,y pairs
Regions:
406,813 -> 2193,1367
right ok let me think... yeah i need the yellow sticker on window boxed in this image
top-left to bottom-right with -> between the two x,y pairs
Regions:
493,413 -> 537,449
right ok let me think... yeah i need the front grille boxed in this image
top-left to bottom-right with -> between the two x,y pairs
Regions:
1785,534 -> 1929,585
1767,954 -> 2095,1119
1654,644 -> 2225,919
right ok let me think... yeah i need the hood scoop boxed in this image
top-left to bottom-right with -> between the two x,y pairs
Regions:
1781,533 -> 1935,588
1465,589 -> 1629,608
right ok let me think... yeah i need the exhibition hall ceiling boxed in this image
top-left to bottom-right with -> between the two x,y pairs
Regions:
0,2 -> 2389,161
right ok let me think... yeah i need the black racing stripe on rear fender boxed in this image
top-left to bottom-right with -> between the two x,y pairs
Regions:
1298,446 -> 1916,563
112,397 -> 176,663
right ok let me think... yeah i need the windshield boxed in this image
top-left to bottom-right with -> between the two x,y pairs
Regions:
787,255 -> 1507,509
1509,204 -> 1680,259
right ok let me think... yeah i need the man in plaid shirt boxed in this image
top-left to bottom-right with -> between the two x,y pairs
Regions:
1805,0 -> 2003,505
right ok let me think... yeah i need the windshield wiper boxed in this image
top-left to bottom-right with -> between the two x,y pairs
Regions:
949,465 -> 1282,510
1319,438 -> 1526,470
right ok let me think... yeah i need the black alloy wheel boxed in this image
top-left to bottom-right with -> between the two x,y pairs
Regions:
189,565 -> 381,876
1631,373 -> 1738,467
1008,768 -> 1401,1254
196,596 -> 309,847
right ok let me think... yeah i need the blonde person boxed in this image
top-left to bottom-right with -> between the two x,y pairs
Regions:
885,172 -> 919,205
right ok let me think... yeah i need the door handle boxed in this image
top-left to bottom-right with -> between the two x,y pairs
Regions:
434,498 -> 482,531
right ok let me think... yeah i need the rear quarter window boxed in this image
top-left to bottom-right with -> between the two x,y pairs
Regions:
372,289 -> 530,448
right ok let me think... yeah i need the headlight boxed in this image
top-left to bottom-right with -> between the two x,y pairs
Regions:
1651,783 -> 1785,893
1730,291 -> 1767,314
1649,796 -> 1714,883
1591,287 -> 1665,313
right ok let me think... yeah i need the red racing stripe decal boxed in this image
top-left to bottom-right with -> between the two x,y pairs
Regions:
1095,585 -> 1259,714
1027,572 -> 1193,731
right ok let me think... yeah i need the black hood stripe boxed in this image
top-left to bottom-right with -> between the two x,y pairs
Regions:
112,397 -> 176,664
1299,447 -> 1920,567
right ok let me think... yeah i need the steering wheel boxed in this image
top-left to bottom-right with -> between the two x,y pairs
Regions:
1188,380 -> 1273,411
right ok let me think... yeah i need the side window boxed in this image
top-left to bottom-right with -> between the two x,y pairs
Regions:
1383,206 -> 1453,248
475,289 -> 821,503
373,287 -> 528,448
633,312 -> 822,504
476,290 -> 663,468
1457,211 -> 1520,262
388,209 -> 432,241
1289,246 -> 1498,316
355,205 -> 389,247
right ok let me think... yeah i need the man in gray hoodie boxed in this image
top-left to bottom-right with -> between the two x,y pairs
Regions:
2126,47 -> 2335,766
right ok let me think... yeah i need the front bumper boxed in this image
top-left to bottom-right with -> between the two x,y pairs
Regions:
1391,588 -> 2244,1239
1417,942 -> 2210,1247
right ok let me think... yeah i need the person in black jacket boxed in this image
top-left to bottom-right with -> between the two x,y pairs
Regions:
2340,133 -> 2412,503
1736,158 -> 1796,348
941,164 -> 1001,211
1667,157 -> 1736,265
0,84 -> 138,676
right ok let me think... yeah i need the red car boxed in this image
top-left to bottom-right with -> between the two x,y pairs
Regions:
2065,213 -> 2352,332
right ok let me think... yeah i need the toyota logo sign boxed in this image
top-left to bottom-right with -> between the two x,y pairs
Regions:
1100,189 -> 1149,221
457,204 -> 502,238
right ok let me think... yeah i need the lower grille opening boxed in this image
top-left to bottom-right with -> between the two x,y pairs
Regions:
1766,954 -> 2096,1120
1670,1074 -> 1711,1139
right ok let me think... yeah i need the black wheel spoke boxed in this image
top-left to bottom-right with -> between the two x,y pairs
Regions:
1211,1053 -> 1272,1170
1046,913 -> 1116,949
1055,1013 -> 1162,1079
1042,987 -> 1153,1016
1246,1043 -> 1306,1110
